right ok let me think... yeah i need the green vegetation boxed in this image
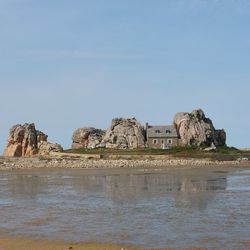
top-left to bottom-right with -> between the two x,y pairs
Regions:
65,147 -> 170,155
64,146 -> 250,161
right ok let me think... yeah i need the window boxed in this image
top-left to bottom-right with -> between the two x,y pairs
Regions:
166,130 -> 171,134
153,139 -> 158,144
168,139 -> 172,144
155,130 -> 161,134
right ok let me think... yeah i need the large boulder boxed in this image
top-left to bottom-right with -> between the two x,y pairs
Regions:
38,141 -> 63,155
3,123 -> 63,157
72,127 -> 106,149
3,123 -> 40,157
214,129 -> 226,146
102,118 -> 146,149
173,109 -> 226,147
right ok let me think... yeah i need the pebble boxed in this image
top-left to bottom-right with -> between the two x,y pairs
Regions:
0,156 -> 243,170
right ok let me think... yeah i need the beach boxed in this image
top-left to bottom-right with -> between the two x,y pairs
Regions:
0,164 -> 250,249
0,235 -> 140,250
0,154 -> 249,171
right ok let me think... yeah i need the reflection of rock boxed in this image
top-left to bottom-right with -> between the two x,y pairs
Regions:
173,109 -> 226,146
175,175 -> 227,210
72,127 -> 105,149
72,172 -> 227,209
179,176 -> 227,192
3,123 -> 62,157
8,174 -> 47,199
102,118 -> 146,149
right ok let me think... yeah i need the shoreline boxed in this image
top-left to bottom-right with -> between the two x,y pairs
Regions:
0,232 -> 249,250
1,159 -> 249,250
0,155 -> 249,170
0,235 -> 141,250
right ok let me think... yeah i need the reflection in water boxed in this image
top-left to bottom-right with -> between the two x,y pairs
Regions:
8,174 -> 47,199
0,168 -> 249,250
4,172 -> 227,206
72,173 -> 227,210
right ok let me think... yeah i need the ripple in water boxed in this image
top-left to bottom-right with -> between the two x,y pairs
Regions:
0,168 -> 249,249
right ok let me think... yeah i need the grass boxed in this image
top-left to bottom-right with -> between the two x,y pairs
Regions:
65,146 -> 201,156
65,147 -> 172,155
64,146 -> 250,161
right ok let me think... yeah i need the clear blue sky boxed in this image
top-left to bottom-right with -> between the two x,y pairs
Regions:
1,0 -> 250,151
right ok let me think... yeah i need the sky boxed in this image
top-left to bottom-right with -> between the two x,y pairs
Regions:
1,0 -> 250,151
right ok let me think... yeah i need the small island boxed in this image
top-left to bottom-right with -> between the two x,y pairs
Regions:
1,109 -> 249,170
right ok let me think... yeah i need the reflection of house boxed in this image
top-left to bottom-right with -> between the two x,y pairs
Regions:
146,123 -> 180,149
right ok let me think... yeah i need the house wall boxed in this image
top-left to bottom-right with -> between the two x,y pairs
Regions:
147,137 -> 179,149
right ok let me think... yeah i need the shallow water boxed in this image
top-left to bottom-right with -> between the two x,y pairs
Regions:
0,167 -> 250,249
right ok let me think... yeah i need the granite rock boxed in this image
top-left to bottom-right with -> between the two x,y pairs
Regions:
102,118 -> 146,149
72,127 -> 106,149
173,109 -> 226,146
3,123 -> 62,157
38,141 -> 63,155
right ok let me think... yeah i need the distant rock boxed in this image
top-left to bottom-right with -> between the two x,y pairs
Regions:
36,130 -> 48,143
102,118 -> 146,149
3,123 -> 63,157
3,123 -> 39,157
214,129 -> 226,147
173,109 -> 226,147
72,127 -> 106,149
38,141 -> 63,155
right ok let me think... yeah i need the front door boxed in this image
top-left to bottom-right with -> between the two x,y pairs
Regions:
161,140 -> 165,149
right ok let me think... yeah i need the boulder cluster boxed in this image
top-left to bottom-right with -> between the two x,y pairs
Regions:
72,118 -> 146,149
101,118 -> 145,149
72,127 -> 106,149
72,109 -> 226,150
3,109 -> 227,157
173,109 -> 226,147
3,123 -> 63,157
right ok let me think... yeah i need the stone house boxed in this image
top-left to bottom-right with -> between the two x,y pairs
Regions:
146,124 -> 180,149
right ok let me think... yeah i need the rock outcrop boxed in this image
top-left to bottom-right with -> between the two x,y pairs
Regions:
3,123 -> 63,157
173,109 -> 226,147
102,118 -> 146,149
214,129 -> 226,146
72,118 -> 146,149
4,123 -> 39,157
38,141 -> 63,155
72,127 -> 106,149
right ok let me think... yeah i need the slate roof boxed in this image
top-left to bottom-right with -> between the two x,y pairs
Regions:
147,125 -> 178,138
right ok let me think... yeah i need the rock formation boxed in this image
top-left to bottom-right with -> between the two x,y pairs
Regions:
173,109 -> 226,147
38,141 -> 63,155
214,129 -> 226,147
3,123 -> 63,157
72,127 -> 106,149
72,118 -> 146,149
102,118 -> 146,149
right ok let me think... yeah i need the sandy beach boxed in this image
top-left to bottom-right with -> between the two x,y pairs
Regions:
0,233 -> 249,250
0,157 -> 249,250
0,236 -> 140,250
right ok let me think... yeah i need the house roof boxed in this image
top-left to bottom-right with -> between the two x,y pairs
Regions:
147,125 -> 178,138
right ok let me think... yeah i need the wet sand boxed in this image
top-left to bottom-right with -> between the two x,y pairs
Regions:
0,236 -> 140,250
0,163 -> 249,250
1,236 -> 249,250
